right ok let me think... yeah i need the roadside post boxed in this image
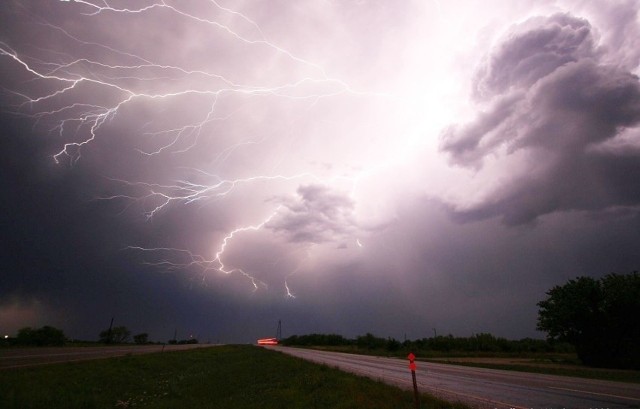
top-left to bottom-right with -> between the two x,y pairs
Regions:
408,352 -> 420,409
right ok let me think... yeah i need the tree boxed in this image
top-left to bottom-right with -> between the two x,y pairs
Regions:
537,272 -> 640,369
16,327 -> 36,345
16,326 -> 66,346
385,337 -> 401,352
356,333 -> 386,350
99,326 -> 131,344
133,333 -> 149,344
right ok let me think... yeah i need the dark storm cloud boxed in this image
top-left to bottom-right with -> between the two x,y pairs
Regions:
441,12 -> 640,224
267,184 -> 358,244
0,114 -> 153,337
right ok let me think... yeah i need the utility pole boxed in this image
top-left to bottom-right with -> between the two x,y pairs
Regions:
276,320 -> 282,340
106,317 -> 114,344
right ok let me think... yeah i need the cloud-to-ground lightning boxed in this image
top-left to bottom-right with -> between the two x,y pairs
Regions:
125,208 -> 280,291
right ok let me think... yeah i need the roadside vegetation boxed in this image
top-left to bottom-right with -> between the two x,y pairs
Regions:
281,333 -> 640,383
0,345 -> 470,409
5,326 -> 67,347
281,332 -> 573,356
537,271 -> 640,369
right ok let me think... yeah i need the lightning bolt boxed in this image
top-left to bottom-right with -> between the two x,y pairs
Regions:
100,173 -> 321,219
282,248 -> 315,299
124,209 -> 280,291
1,0 -> 401,295
212,209 -> 281,290
1,0 -> 373,163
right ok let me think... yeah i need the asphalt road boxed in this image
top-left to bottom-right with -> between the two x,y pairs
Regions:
273,346 -> 640,409
0,344 -> 212,369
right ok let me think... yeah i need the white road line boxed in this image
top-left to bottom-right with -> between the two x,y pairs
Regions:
548,386 -> 640,402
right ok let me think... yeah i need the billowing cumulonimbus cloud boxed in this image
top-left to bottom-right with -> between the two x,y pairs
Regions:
267,184 -> 358,244
473,13 -> 597,101
440,11 -> 640,224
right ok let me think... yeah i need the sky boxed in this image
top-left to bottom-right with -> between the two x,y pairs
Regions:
1,0 -> 639,344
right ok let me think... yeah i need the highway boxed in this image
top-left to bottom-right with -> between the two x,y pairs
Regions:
0,344 -> 212,369
273,346 -> 640,409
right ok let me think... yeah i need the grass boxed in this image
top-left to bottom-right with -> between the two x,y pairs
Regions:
0,345 -> 470,409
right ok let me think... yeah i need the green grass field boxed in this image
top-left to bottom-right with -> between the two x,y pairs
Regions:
0,345 -> 469,409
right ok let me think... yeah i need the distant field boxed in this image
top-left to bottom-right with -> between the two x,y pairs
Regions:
0,345 -> 470,409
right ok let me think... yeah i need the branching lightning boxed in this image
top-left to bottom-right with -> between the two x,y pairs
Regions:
125,208 -> 280,291
1,0 -> 390,297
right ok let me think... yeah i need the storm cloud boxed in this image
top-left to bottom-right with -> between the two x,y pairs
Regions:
267,185 -> 358,244
441,11 -> 640,224
1,0 -> 639,343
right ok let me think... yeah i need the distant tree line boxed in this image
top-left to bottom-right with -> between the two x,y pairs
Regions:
6,326 -> 68,346
168,338 -> 199,345
97,324 -> 200,345
1,323 -> 197,347
98,326 -> 171,345
280,332 -> 570,355
282,333 -> 351,347
99,326 -> 132,344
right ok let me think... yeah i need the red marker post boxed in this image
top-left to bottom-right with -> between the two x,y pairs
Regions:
408,353 -> 420,409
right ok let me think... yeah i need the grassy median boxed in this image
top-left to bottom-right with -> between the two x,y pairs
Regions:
0,345 -> 469,409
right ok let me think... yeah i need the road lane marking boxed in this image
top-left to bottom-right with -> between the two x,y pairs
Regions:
548,386 -> 640,401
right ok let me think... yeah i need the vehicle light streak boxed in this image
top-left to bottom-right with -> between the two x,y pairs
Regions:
257,337 -> 278,345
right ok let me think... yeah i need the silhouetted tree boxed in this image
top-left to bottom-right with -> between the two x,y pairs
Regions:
356,333 -> 386,350
133,333 -> 149,344
386,337 -> 401,352
99,326 -> 131,344
16,327 -> 36,345
537,272 -> 640,369
15,326 -> 66,346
